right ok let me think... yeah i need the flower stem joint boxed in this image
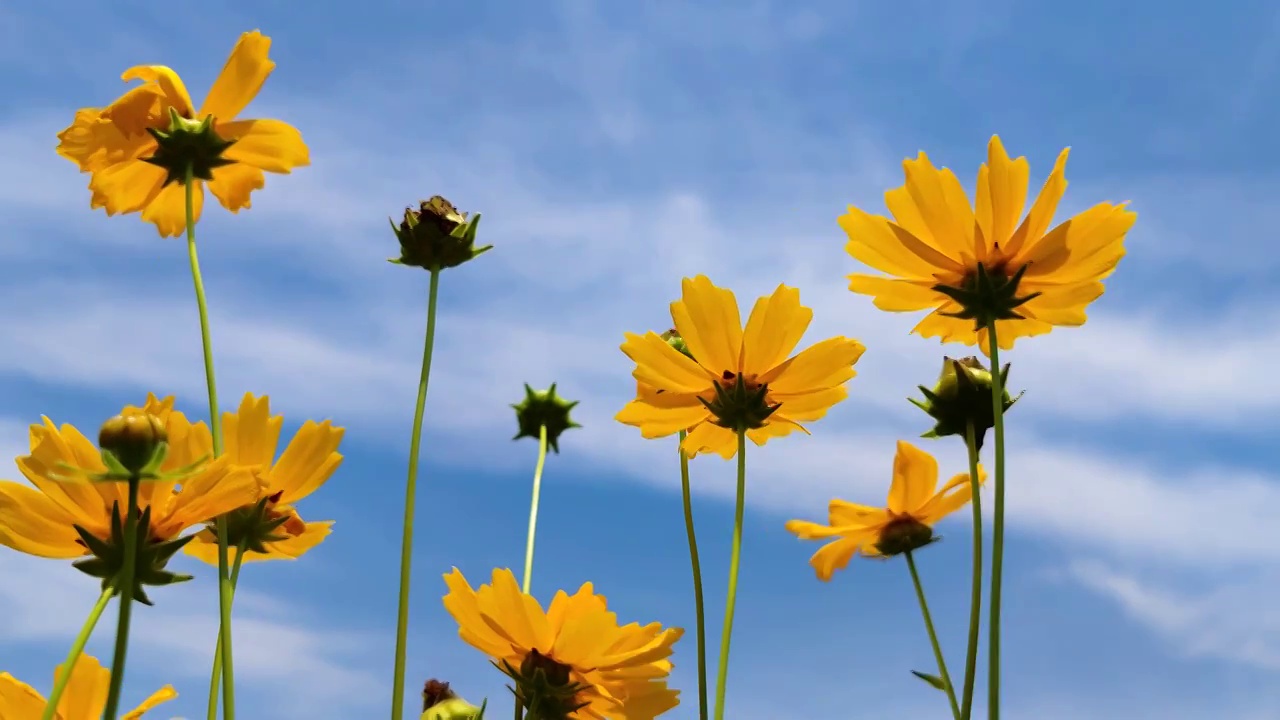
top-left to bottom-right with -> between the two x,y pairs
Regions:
499,650 -> 589,720
98,413 -> 169,477
909,357 -> 1022,450
143,107 -> 237,187
389,195 -> 492,272
700,372 -> 779,434
422,679 -> 484,720
511,384 -> 582,454
934,261 -> 1041,329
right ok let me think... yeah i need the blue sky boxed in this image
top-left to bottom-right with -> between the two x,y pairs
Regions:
1,1 -> 1278,718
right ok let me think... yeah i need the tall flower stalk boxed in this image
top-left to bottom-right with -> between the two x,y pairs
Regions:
678,430 -> 710,720
960,421 -> 983,720
712,431 -> 748,720
985,326 -> 1008,720
38,584 -> 114,720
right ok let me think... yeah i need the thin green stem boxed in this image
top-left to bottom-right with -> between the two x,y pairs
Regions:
906,551 -> 961,720
712,432 -> 748,720
514,699 -> 523,720
40,584 -> 114,720
206,538 -> 250,720
100,480 -> 141,720
986,325 -> 1008,720
520,425 -> 550,594
677,430 -> 709,720
390,269 -> 443,720
959,421 -> 983,720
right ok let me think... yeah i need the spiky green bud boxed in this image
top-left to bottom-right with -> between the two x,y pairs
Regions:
512,384 -> 581,454
699,372 -> 779,434
909,356 -> 1021,450
72,503 -> 193,605
389,196 -> 491,271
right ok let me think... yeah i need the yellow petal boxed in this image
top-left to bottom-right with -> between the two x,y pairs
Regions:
679,422 -> 738,459
154,460 -> 259,540
86,159 -> 166,215
893,152 -> 977,263
974,136 -> 1030,255
220,118 -> 310,173
15,420 -> 112,534
621,331 -> 715,393
740,284 -> 812,375
828,498 -> 890,526
770,385 -> 848,423
223,394 -> 283,468
807,535 -> 870,581
910,305 -> 980,347
761,337 -> 865,395
886,441 -> 938,514
481,568 -> 552,651
919,467 -> 985,525
670,275 -> 743,373
442,568 -> 518,660
207,163 -> 266,212
847,274 -> 944,311
122,685 -> 177,719
139,179 -> 205,238
615,396 -> 710,439
56,654 -> 110,720
200,31 -> 275,122
976,317 -> 1053,356
1017,202 -> 1135,284
271,421 -> 344,504
744,417 -> 807,446
0,673 -> 47,718
1003,147 -> 1069,259
184,521 -> 333,565
119,65 -> 195,118
784,518 -> 846,540
840,205 -> 963,278
1019,281 -> 1104,326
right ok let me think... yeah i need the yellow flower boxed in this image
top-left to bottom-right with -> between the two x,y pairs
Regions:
184,393 -> 343,564
785,441 -> 984,581
55,30 -> 310,237
839,135 -> 1137,354
0,654 -> 175,719
0,397 -> 257,559
442,568 -> 683,720
616,276 -> 865,459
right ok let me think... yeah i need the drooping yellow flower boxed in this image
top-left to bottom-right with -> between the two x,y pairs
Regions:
184,393 -> 343,564
617,275 -> 865,459
786,441 -> 984,581
839,135 -> 1136,354
442,568 -> 683,719
0,397 -> 257,559
55,30 -> 310,237
0,654 -> 175,719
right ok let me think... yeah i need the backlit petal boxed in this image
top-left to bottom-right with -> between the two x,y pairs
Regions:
808,535 -> 872,581
122,685 -> 177,719
1017,202 -> 1135,284
828,498 -> 890,526
894,152 -> 976,263
139,179 -> 205,238
184,520 -> 332,565
220,118 -> 310,173
616,397 -> 709,439
1019,282 -> 1104,326
223,394 -> 283,468
671,275 -> 744,373
886,441 -> 938,514
919,468 -> 985,525
770,386 -> 847,423
1003,147 -> 1069,258
270,421 -> 345,504
119,65 -> 195,118
154,460 -> 259,540
442,568 -> 515,659
761,337 -> 865,395
0,481 -> 84,558
740,284 -> 812,375
680,422 -> 738,459
847,274 -> 944,311
840,206 -> 963,278
621,332 -> 715,393
974,136 -> 1030,255
0,673 -> 47,718
207,163 -> 266,212
199,31 -> 275,122
86,159 -> 166,215
56,654 -> 110,720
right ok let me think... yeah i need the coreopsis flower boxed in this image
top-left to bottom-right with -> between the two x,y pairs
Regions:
617,276 -> 865,459
0,397 -> 256,563
442,568 -> 683,719
0,654 -> 175,719
182,393 -> 343,564
786,441 -> 984,580
55,30 -> 310,237
839,135 -> 1136,354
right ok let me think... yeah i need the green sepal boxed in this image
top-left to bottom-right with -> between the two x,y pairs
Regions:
911,670 -> 948,692
203,495 -> 293,555
698,373 -> 780,433
143,108 -> 237,187
70,501 -> 194,606
909,357 -> 1022,451
389,196 -> 490,272
511,384 -> 582,454
933,261 -> 1043,330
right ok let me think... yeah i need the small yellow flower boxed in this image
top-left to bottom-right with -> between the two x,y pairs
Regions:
442,568 -> 683,719
0,653 -> 175,719
786,441 -> 984,581
616,276 -> 865,459
0,397 -> 257,559
839,135 -> 1137,354
55,30 -> 310,237
183,393 -> 343,564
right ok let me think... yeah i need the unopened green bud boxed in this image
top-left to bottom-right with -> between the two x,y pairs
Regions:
512,384 -> 582,454
659,328 -> 693,360
699,372 -> 779,434
98,413 -> 168,476
143,107 -> 236,186
873,515 -> 936,557
389,195 -> 491,271
909,356 -> 1021,451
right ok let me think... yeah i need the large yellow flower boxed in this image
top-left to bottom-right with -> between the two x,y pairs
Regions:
0,397 -> 257,559
616,275 -> 866,459
785,441 -> 984,581
839,135 -> 1136,353
0,654 -> 175,719
55,30 -> 310,237
442,568 -> 683,719
183,393 -> 343,564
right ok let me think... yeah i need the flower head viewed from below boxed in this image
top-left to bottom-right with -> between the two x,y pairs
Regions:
839,135 -> 1137,354
786,441 -> 984,581
54,30 -> 310,237
176,392 -> 344,565
616,275 -> 866,458
0,654 -> 175,719
442,568 -> 684,719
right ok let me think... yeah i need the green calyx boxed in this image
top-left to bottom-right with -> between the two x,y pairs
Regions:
699,372 -> 779,433
873,515 -> 937,557
422,679 -> 485,719
934,261 -> 1041,329
72,502 -> 194,606
499,650 -> 589,720
143,107 -> 237,186
512,383 -> 582,454
201,493 -> 293,555
389,195 -> 492,272
908,357 -> 1021,451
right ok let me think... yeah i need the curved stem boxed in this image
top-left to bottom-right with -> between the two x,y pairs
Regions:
40,584 -> 114,720
906,551 -> 961,720
391,269 -> 443,720
677,431 -> 710,720
986,325 -> 1008,720
520,425 -> 550,594
959,421 -> 983,720
100,481 -> 141,720
712,432 -> 748,720
205,538 -> 250,720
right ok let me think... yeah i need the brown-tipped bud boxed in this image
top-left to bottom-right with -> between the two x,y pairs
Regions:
98,413 -> 168,475
389,195 -> 491,272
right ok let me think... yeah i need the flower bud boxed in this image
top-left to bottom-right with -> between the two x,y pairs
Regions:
660,328 -> 693,360
908,356 -> 1021,451
98,413 -> 168,476
143,107 -> 236,186
512,384 -> 582,454
389,195 -> 492,272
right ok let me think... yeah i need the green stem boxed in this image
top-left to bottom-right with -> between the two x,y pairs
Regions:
959,421 -> 983,720
183,165 -> 234,720
100,480 -> 141,720
40,584 -> 114,720
391,269 -> 443,720
205,538 -> 250,720
712,432 -> 748,720
906,551 -> 961,720
986,324 -> 1008,720
677,430 -> 709,720
520,425 -> 550,594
